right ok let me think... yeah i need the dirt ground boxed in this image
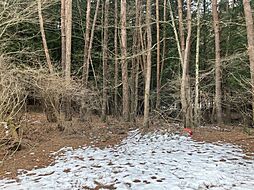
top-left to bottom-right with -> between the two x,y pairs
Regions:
1,112 -> 254,180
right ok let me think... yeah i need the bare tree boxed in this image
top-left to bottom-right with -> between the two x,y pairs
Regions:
61,0 -> 66,71
178,0 -> 185,58
130,0 -> 141,121
82,0 -> 91,87
181,0 -> 192,128
80,0 -> 100,122
121,0 -> 129,122
102,0 -> 109,122
114,0 -> 119,115
243,0 -> 254,123
143,0 -> 152,127
37,0 -> 53,74
38,0 -> 58,123
161,0 -> 167,95
212,0 -> 222,124
64,0 -> 72,121
194,0 -> 201,127
155,0 -> 161,109
169,0 -> 192,128
83,0 -> 100,86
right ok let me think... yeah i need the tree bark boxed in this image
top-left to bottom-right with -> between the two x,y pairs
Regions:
61,0 -> 66,71
161,0 -> 167,94
181,0 -> 192,128
121,0 -> 129,122
83,0 -> 100,87
64,0 -> 72,121
194,0 -> 201,127
37,0 -> 53,74
102,0 -> 109,122
130,0 -> 141,122
243,0 -> 254,123
143,0 -> 152,127
168,0 -> 183,64
178,0 -> 185,58
155,0 -> 161,109
212,0 -> 222,124
114,0 -> 119,116
38,0 -> 58,123
82,0 -> 91,87
80,0 -> 100,121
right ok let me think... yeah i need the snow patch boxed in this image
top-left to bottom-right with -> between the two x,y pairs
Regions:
0,130 -> 254,190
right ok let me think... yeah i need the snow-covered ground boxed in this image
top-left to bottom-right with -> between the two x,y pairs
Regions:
1,130 -> 254,190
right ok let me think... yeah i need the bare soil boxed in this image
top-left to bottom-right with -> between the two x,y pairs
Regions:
1,112 -> 254,180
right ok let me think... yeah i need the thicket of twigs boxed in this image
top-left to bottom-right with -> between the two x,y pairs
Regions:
0,56 -> 99,151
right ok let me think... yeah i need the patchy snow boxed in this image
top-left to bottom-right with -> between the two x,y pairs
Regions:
1,130 -> 254,190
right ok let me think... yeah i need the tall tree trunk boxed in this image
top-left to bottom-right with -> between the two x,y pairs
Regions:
38,0 -> 58,123
194,0 -> 201,127
212,0 -> 222,124
169,0 -> 191,127
130,0 -> 141,122
155,0 -> 161,109
161,0 -> 167,95
243,0 -> 254,124
168,0 -> 183,64
83,0 -> 100,87
178,0 -> 185,58
80,0 -> 100,121
114,0 -> 119,116
121,0 -> 129,122
181,0 -> 192,128
37,0 -> 53,73
102,0 -> 109,122
143,0 -> 152,127
80,0 -> 91,122
64,0 -> 72,121
82,0 -> 91,87
61,0 -> 66,71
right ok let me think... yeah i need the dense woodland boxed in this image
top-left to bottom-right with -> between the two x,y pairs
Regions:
1,0 -> 254,140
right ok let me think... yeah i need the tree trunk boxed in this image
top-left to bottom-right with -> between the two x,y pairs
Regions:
161,0 -> 167,96
80,0 -> 100,122
82,0 -> 91,87
64,0 -> 72,121
80,0 -> 91,122
61,0 -> 66,71
178,0 -> 185,58
212,0 -> 222,124
37,0 -> 53,74
155,0 -> 161,109
181,0 -> 192,128
83,0 -> 100,87
194,0 -> 201,127
169,0 -> 192,127
114,0 -> 119,116
102,0 -> 109,122
121,0 -> 129,122
143,0 -> 152,127
243,0 -> 254,124
38,0 -> 57,123
168,0 -> 183,64
130,0 -> 141,122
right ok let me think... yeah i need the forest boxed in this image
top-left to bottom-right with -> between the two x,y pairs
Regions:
1,0 -> 254,128
0,0 -> 254,189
